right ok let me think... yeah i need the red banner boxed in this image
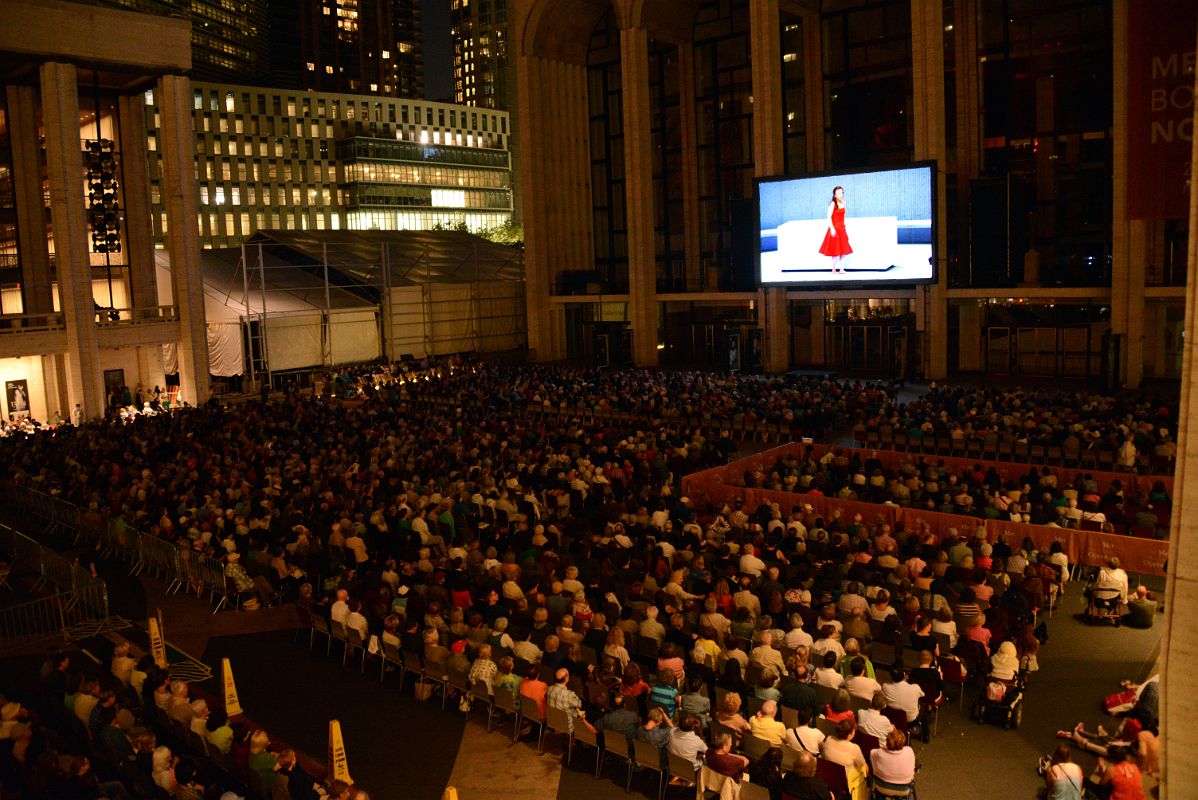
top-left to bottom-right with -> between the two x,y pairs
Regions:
1127,1 -> 1197,219
682,444 -> 1172,576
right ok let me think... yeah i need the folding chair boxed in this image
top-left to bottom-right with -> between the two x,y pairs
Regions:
544,705 -> 573,756
666,751 -> 699,796
572,717 -> 601,774
492,685 -> 521,742
815,758 -> 850,800
381,642 -> 403,683
600,730 -> 634,790
469,679 -> 494,729
344,627 -> 368,672
742,733 -> 771,761
311,615 -> 332,657
633,738 -> 667,800
741,781 -> 772,800
329,619 -> 349,659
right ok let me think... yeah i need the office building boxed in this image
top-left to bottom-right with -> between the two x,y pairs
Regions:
451,0 -> 512,110
143,82 -> 512,246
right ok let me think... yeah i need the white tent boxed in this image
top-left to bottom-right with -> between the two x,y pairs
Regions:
154,247 -> 382,376
239,230 -> 526,361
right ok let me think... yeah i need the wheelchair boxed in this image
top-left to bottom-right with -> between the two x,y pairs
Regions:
870,777 -> 917,800
973,672 -> 1026,729
1086,587 -> 1122,626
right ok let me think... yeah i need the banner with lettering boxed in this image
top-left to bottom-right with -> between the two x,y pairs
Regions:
1127,1 -> 1197,219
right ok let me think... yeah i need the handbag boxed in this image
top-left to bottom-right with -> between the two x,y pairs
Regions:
985,681 -> 1008,702
1104,688 -> 1136,715
414,680 -> 436,702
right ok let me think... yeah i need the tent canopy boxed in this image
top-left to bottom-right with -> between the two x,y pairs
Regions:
154,247 -> 379,322
242,229 -> 525,286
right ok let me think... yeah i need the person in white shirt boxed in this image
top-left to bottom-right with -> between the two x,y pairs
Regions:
345,600 -> 369,639
811,626 -> 845,661
880,668 -> 925,723
857,694 -> 895,740
785,706 -> 825,755
845,658 -> 881,701
814,652 -> 846,689
738,544 -> 766,578
1094,558 -> 1129,603
783,614 -> 814,650
330,589 -> 350,624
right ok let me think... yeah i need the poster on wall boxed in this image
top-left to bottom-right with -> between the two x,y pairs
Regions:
728,331 -> 741,373
746,329 -> 763,370
5,379 -> 30,420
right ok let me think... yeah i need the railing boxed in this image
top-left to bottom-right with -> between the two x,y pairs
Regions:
3,484 -> 231,610
0,311 -> 66,334
94,304 -> 179,326
0,524 -> 110,654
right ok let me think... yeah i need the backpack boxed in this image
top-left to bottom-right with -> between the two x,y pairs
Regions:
986,681 -> 1008,702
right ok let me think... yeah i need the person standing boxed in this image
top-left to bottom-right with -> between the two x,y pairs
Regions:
819,186 -> 853,274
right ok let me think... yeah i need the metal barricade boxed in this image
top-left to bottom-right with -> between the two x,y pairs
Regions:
0,593 -> 69,654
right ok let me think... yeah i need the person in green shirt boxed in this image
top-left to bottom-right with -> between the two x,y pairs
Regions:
205,709 -> 234,755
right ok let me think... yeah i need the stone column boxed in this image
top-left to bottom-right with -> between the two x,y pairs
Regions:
620,26 -> 659,367
1110,0 -> 1146,389
957,302 -> 984,371
952,0 -> 982,191
677,43 -> 703,291
800,10 -> 826,171
516,52 -> 552,361
40,62 -> 104,419
1159,27 -> 1198,800
156,74 -> 209,404
117,93 -> 157,310
911,0 -> 949,380
6,84 -> 54,315
750,0 -> 789,372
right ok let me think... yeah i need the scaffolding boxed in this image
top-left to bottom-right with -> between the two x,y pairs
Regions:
213,230 -> 527,387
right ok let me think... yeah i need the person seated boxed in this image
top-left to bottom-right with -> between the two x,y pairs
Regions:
844,657 -> 881,701
880,666 -> 924,725
820,718 -> 868,774
781,751 -> 835,800
1091,558 -> 1129,604
1063,717 -> 1159,777
704,732 -> 750,781
667,714 -> 708,769
988,641 -> 1020,683
837,638 -> 875,681
815,651 -> 845,689
714,692 -> 752,744
823,689 -> 855,724
636,707 -> 673,768
1122,586 -> 1157,629
908,651 -> 943,705
870,729 -> 916,789
856,692 -> 894,740
1092,745 -> 1147,798
786,705 -> 826,756
748,699 -> 787,747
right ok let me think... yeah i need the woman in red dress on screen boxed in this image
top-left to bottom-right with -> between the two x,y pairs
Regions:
819,186 -> 853,273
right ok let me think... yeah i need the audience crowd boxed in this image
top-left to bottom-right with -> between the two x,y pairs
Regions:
0,645 -> 366,800
0,359 -> 1171,799
738,447 -> 1172,537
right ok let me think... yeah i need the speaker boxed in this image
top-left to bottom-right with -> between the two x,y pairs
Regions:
729,197 -> 759,291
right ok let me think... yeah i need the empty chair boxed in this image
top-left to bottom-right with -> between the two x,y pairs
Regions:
633,738 -> 667,800
599,729 -> 634,790
492,685 -> 521,743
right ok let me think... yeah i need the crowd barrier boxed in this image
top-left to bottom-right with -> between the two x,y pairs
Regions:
0,524 -> 111,653
709,442 -> 1173,499
682,444 -> 1171,577
1,484 -> 230,609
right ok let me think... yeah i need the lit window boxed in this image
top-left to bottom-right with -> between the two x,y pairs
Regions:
381,50 -> 390,59
326,65 -> 334,74
307,62 -> 316,71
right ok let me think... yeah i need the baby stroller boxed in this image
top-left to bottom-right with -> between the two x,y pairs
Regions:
1087,587 -> 1122,626
973,672 -> 1026,729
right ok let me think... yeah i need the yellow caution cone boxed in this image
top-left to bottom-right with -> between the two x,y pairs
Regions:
221,657 -> 243,717
327,719 -> 352,785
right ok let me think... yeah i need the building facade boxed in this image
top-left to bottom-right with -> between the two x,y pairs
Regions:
0,0 -> 210,421
143,82 -> 512,246
513,0 -> 1190,391
451,0 -> 512,110
78,0 -> 270,84
267,0 -> 423,98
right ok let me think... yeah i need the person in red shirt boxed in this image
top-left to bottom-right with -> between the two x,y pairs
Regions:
704,732 -> 749,781
517,665 -> 548,724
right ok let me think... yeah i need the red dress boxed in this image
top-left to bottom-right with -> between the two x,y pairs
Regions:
819,204 -> 853,256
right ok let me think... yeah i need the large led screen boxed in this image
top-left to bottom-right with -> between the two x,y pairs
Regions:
758,163 -> 936,286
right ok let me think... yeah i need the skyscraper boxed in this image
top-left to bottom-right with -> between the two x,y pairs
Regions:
450,0 -> 511,111
267,0 -> 423,98
76,0 -> 270,84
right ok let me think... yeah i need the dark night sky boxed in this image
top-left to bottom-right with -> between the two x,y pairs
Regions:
422,0 -> 453,101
